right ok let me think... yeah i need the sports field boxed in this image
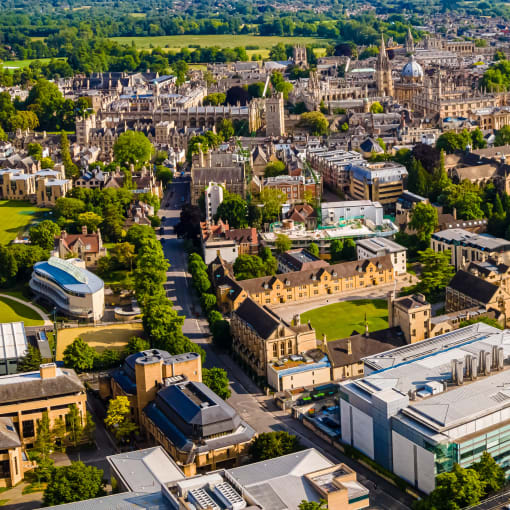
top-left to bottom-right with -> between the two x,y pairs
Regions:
0,200 -> 50,245
56,323 -> 144,360
0,296 -> 45,326
109,34 -> 328,59
1,57 -> 66,69
301,299 -> 389,340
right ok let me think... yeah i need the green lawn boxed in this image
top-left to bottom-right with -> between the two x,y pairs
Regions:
109,34 -> 326,53
301,299 -> 389,340
1,57 -> 66,69
0,296 -> 45,326
0,200 -> 50,245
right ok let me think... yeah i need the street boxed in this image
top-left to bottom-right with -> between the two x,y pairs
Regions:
158,178 -> 415,510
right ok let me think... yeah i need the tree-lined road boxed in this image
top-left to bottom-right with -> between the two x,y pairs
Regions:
158,178 -> 414,510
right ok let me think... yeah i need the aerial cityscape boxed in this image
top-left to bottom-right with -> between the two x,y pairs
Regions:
4,0 -> 510,509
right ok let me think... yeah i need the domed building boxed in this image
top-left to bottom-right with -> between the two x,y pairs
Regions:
394,54 -> 425,107
401,55 -> 424,82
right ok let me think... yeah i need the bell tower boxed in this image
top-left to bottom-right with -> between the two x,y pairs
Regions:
376,34 -> 393,97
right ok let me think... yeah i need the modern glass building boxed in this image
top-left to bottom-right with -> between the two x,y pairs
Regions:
339,322 -> 510,493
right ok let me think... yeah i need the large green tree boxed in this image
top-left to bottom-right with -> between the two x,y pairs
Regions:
203,367 -> 231,400
472,451 -> 506,496
214,193 -> 248,228
29,220 -> 60,251
113,131 -> 153,168
18,345 -> 43,372
409,202 -> 438,242
43,462 -> 105,506
298,111 -> 329,136
233,254 -> 267,280
104,396 -> 138,443
414,249 -> 455,301
63,337 -> 97,372
250,431 -> 302,461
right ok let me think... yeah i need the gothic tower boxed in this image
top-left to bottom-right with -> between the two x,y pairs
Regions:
405,27 -> 415,53
265,93 -> 285,137
376,34 -> 393,97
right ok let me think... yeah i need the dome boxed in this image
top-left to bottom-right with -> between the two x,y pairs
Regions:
401,55 -> 423,78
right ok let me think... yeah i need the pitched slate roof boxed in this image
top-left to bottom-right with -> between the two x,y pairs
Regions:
234,298 -> 281,339
0,417 -> 21,449
448,269 -> 500,304
327,327 -> 406,368
0,368 -> 84,404
237,255 -> 392,295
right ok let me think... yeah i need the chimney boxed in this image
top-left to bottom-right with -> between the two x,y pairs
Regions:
40,363 -> 57,379
61,230 -> 67,239
453,207 -> 457,220
81,225 -> 88,235
294,314 -> 300,326
347,339 -> 352,356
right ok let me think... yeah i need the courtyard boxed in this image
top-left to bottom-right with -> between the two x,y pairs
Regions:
300,299 -> 389,341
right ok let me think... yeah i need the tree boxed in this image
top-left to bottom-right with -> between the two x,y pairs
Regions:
77,211 -> 103,233
259,188 -> 287,222
0,246 -> 17,286
217,118 -> 234,141
18,345 -> 43,372
82,412 -> 96,444
214,193 -> 248,228
270,71 -> 293,100
308,243 -> 320,258
414,463 -> 484,510
66,404 -> 84,447
472,451 -> 506,496
330,239 -> 344,262
156,166 -> 173,187
25,79 -> 64,130
415,249 -> 455,301
113,131 -> 153,168
495,125 -> 510,147
260,246 -> 277,275
60,131 -> 79,179
126,336 -> 150,354
298,501 -> 328,510
298,111 -> 329,136
104,396 -> 138,443
63,337 -> 97,372
436,129 -> 471,153
203,92 -> 226,106
370,101 -> 384,113
459,316 -> 503,330
55,197 -> 86,219
43,462 -> 105,506
29,219 -> 60,250
275,234 -> 291,253
247,82 -> 265,98
34,411 -> 52,459
225,86 -> 251,106
264,160 -> 286,177
28,142 -> 43,160
408,157 -> 431,196
439,181 -> 484,220
203,367 -> 231,400
342,239 -> 356,261
233,254 -> 267,280
409,202 -> 438,242
470,128 -> 487,149
250,431 -> 302,461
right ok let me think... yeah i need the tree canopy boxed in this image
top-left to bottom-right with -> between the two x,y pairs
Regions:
250,431 -> 302,462
113,131 -> 153,168
203,367 -> 231,400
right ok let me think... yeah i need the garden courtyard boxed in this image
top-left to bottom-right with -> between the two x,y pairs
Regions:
300,299 -> 389,341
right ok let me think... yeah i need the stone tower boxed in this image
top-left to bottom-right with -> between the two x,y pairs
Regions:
75,113 -> 96,147
376,34 -> 393,97
405,27 -> 415,53
292,45 -> 308,68
265,93 -> 285,137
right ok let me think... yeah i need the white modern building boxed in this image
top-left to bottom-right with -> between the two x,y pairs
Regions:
0,322 -> 28,375
339,322 -> 510,494
321,200 -> 384,227
30,257 -> 104,321
356,237 -> 407,275
205,182 -> 224,223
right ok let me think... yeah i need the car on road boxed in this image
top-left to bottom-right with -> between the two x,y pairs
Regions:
159,227 -> 164,235
161,216 -> 166,222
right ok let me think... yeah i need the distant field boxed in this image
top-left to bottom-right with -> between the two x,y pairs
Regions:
1,57 -> 66,69
0,297 -> 44,326
109,34 -> 327,54
0,200 -> 50,245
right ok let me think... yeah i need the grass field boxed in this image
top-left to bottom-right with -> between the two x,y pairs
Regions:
0,296 -> 45,326
0,200 -> 50,245
109,34 -> 328,59
56,323 -> 144,360
1,58 -> 59,69
301,299 -> 389,340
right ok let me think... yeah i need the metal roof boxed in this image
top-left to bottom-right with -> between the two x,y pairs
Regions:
0,322 -> 27,361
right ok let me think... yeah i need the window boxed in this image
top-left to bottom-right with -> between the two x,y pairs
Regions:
273,344 -> 278,357
280,343 -> 285,356
288,340 -> 292,352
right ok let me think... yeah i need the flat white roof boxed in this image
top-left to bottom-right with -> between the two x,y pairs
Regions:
0,322 -> 27,361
